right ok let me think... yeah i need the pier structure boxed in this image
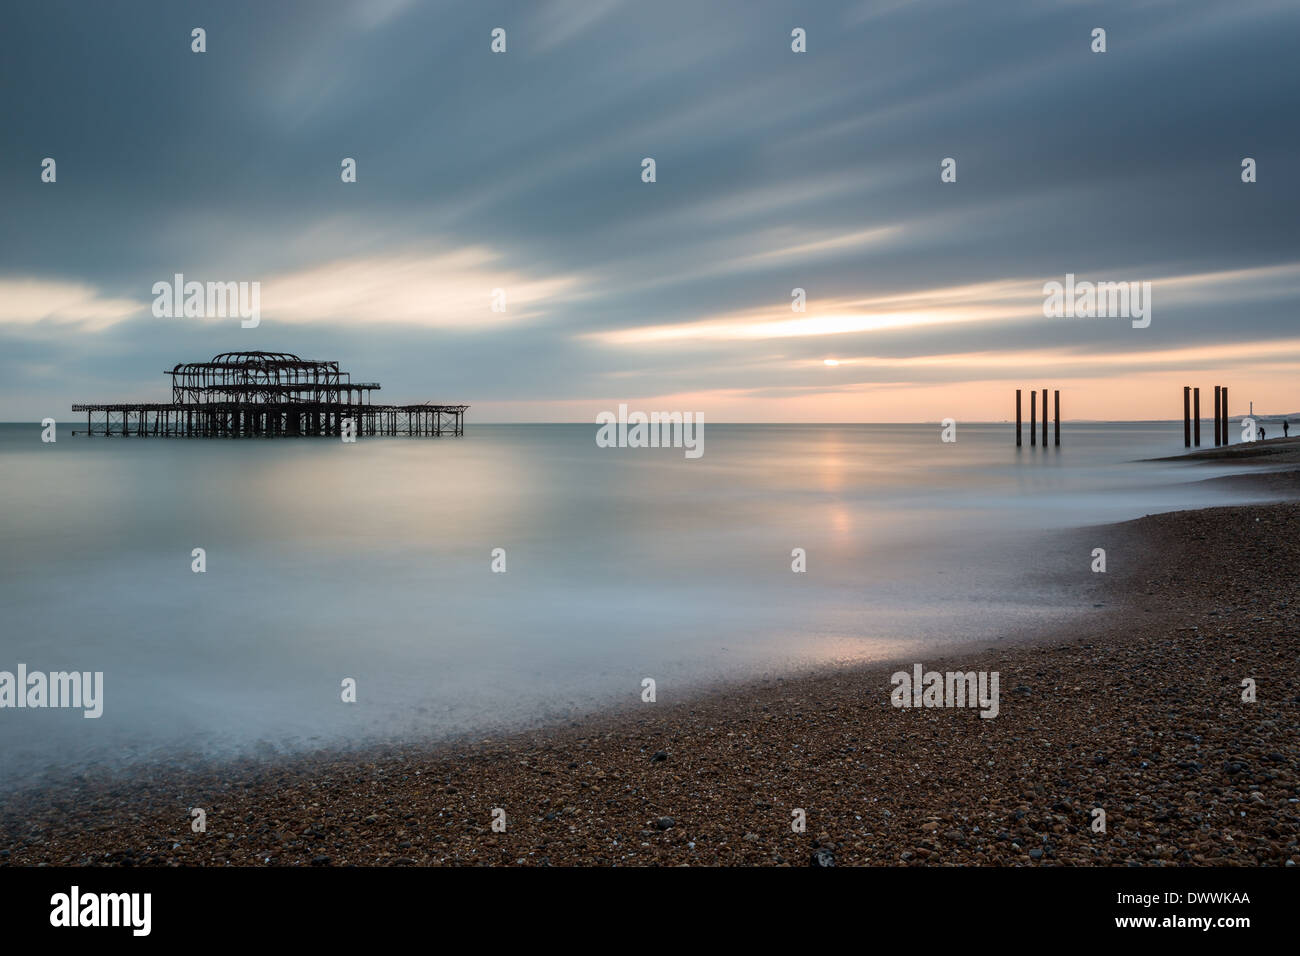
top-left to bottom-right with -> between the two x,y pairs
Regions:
72,351 -> 466,437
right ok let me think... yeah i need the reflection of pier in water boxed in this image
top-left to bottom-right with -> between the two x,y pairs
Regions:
72,351 -> 467,437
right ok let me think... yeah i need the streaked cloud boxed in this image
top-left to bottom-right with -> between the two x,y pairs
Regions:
0,278 -> 141,332
587,263 -> 1300,347
0,0 -> 1297,421
260,247 -> 584,329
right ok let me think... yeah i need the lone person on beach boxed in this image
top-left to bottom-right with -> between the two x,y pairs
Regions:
1261,425 -> 1267,440
1285,420 -> 1291,438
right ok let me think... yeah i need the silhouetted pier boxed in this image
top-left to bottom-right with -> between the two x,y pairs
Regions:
72,351 -> 466,437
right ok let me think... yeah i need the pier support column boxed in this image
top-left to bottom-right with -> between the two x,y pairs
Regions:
1015,389 -> 1022,447
1214,386 -> 1221,447
1194,388 -> 1201,447
1222,387 -> 1229,445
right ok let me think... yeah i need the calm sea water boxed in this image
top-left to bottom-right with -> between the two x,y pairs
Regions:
0,422 -> 1278,786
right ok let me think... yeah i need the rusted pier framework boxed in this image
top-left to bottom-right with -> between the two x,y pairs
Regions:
72,352 -> 466,438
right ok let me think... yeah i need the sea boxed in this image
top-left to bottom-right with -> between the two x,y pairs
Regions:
0,421 -> 1281,788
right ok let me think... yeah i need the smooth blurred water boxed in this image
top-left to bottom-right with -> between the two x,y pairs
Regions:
0,422 -> 1279,785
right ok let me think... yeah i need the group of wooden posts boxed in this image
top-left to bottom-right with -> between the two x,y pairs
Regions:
1014,388 -> 1059,447
1183,385 -> 1230,448
1012,387 -> 1236,449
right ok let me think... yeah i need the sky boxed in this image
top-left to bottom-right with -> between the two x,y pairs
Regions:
1,0 -> 1298,422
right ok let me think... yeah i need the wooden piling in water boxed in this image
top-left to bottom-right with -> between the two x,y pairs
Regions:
1015,390 -> 1022,446
1222,386 -> 1229,445
1214,386 -> 1222,447
1183,386 -> 1191,447
1054,390 -> 1060,447
1030,390 -> 1037,446
1194,388 -> 1201,446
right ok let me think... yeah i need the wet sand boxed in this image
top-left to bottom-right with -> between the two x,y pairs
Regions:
1155,434 -> 1300,463
2,450 -> 1298,866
